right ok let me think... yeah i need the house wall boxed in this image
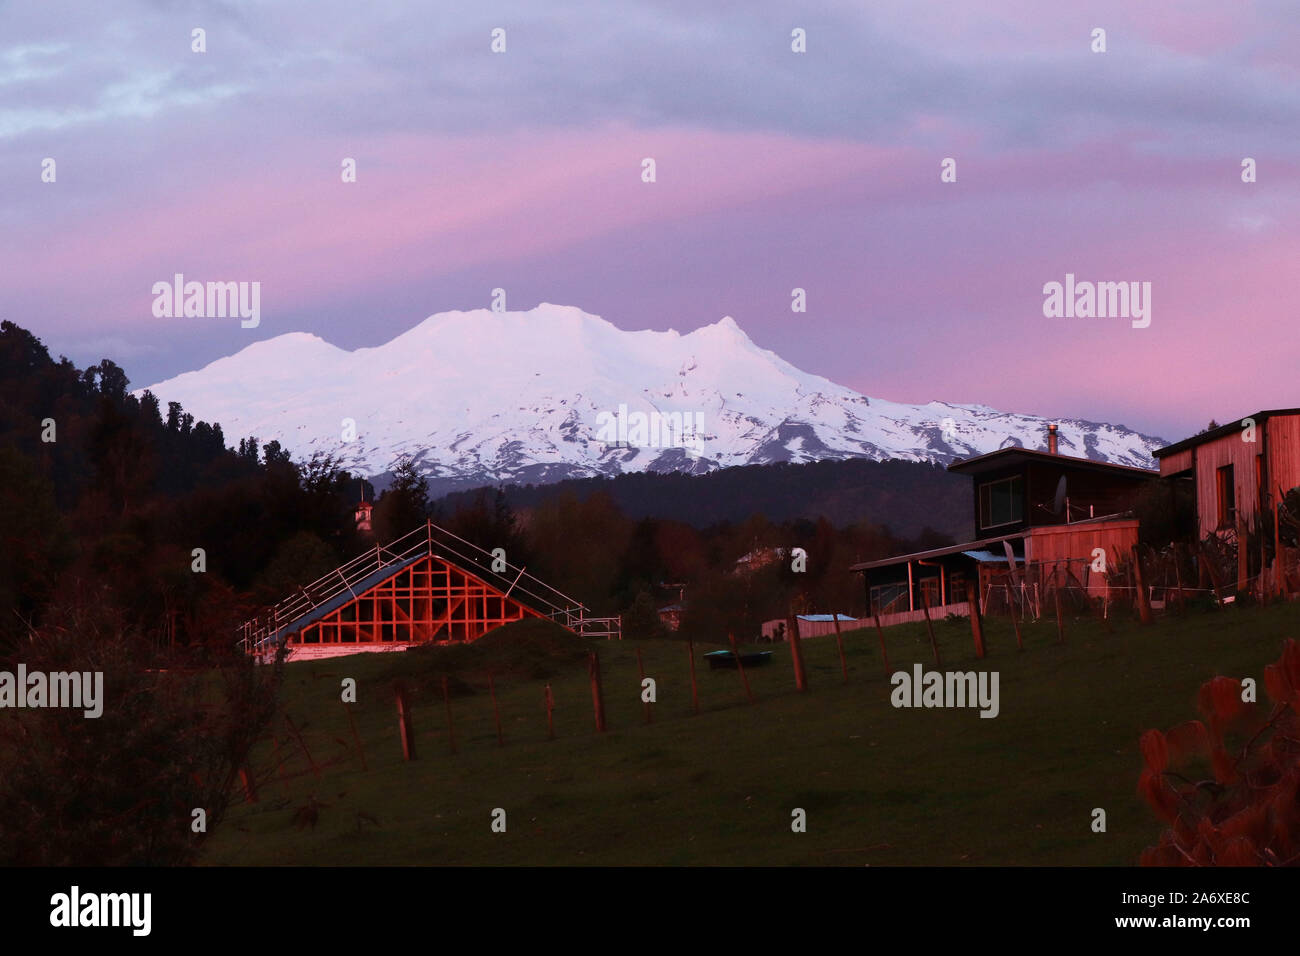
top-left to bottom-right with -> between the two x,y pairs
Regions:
1025,518 -> 1140,596
1023,463 -> 1150,526
1266,415 -> 1300,520
1158,448 -> 1193,475
971,461 -> 1153,537
862,554 -> 973,616
1181,415 -> 1300,539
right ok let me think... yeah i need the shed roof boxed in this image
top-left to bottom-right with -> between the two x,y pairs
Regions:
1153,409 -> 1300,459
947,445 -> 1158,479
850,531 -> 1027,572
962,550 -> 1011,563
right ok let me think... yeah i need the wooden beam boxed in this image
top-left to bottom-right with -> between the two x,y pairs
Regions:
964,579 -> 984,659
589,651 -> 607,732
787,614 -> 809,692
1132,546 -> 1153,624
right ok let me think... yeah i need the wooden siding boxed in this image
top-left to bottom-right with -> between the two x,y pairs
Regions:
1186,414 -> 1300,539
1267,414 -> 1300,512
1025,519 -> 1140,596
1157,448 -> 1193,476
872,602 -> 971,630
972,460 -> 1154,537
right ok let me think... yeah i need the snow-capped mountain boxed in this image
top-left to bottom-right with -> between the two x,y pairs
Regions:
139,304 -> 1167,490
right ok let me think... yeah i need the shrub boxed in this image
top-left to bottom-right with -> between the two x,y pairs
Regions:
1138,639 -> 1300,866
0,594 -> 282,865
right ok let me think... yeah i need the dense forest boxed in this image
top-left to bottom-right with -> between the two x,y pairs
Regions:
0,319 -> 959,652
434,456 -> 972,541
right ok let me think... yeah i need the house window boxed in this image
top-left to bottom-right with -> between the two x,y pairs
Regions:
1216,464 -> 1235,528
979,476 -> 1024,529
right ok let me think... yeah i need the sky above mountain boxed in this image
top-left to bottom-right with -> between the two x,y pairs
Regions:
4,1 -> 1299,445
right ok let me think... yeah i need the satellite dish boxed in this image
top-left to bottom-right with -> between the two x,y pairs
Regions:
1053,475 -> 1068,515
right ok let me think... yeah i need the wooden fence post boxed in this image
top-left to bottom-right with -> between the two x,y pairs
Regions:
729,632 -> 755,704
687,639 -> 700,715
1237,516 -> 1248,593
1009,583 -> 1024,650
394,684 -> 416,761
922,588 -> 944,665
1172,542 -> 1185,610
787,614 -> 809,692
1052,569 -> 1066,644
1276,490 -> 1288,599
964,579 -> 985,659
1259,525 -> 1270,605
1132,546 -> 1153,624
589,650 -> 607,732
831,613 -> 848,683
1200,542 -> 1225,606
872,609 -> 892,678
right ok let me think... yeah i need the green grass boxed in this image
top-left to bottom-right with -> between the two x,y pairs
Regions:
201,601 -> 1300,866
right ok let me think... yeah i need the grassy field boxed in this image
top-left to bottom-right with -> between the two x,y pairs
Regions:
202,599 -> 1300,866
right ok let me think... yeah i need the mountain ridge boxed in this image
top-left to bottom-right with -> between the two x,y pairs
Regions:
139,303 -> 1169,487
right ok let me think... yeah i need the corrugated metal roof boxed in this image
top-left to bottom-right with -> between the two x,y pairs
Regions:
962,550 -> 1010,563
850,530 -> 1027,572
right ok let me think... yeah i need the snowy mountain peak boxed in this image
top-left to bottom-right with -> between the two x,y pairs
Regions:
139,305 -> 1167,491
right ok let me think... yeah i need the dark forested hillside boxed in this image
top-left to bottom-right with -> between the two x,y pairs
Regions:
0,320 -> 369,650
434,458 -> 973,542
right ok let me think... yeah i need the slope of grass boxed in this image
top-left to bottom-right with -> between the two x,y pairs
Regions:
202,600 -> 1300,866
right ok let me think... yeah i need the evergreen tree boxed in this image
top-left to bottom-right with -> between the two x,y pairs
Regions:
373,456 -> 429,542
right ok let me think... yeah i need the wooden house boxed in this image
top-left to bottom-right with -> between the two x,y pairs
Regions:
1152,408 -> 1300,589
851,425 -> 1159,620
1152,409 -> 1300,540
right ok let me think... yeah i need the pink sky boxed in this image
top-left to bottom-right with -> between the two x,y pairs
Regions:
4,0 -> 1299,442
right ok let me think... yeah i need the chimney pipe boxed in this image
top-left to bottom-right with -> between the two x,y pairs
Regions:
1048,423 -> 1058,456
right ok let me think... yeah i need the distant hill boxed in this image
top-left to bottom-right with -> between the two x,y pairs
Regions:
435,457 -> 974,542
